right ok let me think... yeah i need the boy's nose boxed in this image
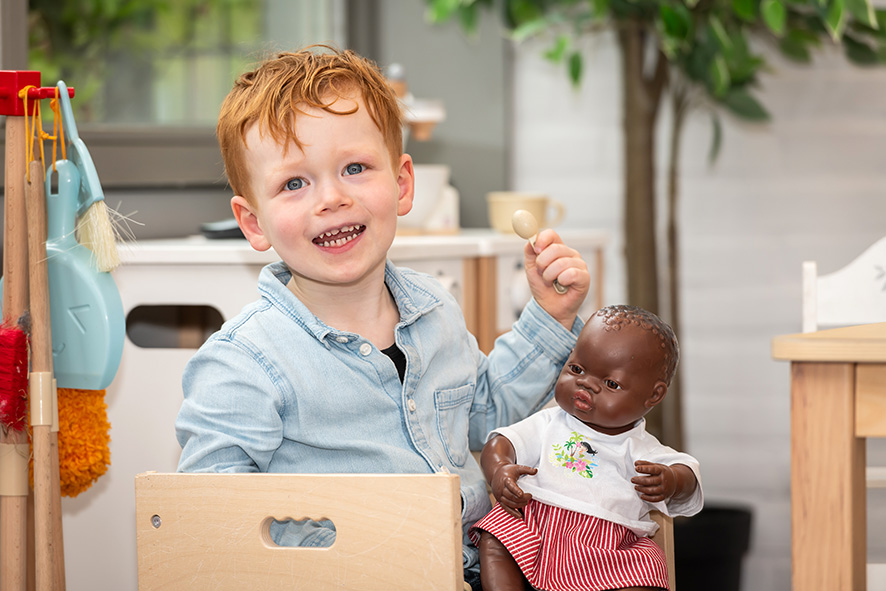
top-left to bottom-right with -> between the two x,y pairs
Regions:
315,183 -> 353,213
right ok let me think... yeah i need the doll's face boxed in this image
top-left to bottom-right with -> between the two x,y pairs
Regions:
554,314 -> 667,435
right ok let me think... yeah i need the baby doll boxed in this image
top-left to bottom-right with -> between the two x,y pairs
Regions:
471,305 -> 703,591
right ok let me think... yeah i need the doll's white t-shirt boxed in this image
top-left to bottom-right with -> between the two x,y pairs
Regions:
490,408 -> 703,536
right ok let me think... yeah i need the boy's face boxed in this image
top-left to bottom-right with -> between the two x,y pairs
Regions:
554,314 -> 667,435
231,92 -> 414,290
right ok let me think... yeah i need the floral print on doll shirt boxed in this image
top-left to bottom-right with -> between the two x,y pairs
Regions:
549,431 -> 598,479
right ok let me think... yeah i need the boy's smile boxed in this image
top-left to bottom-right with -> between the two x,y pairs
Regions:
231,92 -> 414,293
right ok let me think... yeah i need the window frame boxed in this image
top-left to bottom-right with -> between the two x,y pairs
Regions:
0,0 -> 371,190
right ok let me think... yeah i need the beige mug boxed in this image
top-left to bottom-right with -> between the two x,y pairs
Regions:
486,191 -> 566,234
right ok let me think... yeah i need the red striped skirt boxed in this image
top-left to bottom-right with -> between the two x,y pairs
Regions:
470,500 -> 668,591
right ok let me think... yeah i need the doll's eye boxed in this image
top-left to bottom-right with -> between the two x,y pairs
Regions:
605,379 -> 621,390
344,163 -> 365,176
569,364 -> 584,375
285,178 -> 305,191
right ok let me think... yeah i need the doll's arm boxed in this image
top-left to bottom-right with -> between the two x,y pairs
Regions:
481,435 -> 538,519
631,460 -> 698,504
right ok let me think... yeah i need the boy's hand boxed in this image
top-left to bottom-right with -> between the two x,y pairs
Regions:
523,229 -> 590,329
492,463 -> 537,519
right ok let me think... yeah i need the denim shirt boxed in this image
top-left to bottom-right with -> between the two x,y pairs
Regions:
176,260 -> 582,568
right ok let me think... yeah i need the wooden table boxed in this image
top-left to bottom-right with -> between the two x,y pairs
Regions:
772,322 -> 886,591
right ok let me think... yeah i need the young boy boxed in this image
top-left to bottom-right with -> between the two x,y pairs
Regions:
174,45 -> 590,582
472,305 -> 703,591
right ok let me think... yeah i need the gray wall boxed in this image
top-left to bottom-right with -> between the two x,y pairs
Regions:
511,33 -> 886,590
372,1 -> 509,228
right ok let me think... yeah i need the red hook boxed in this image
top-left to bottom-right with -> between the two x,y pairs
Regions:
0,71 -> 75,116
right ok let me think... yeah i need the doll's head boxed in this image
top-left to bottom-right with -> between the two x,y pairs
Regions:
554,305 -> 679,435
216,44 -> 403,204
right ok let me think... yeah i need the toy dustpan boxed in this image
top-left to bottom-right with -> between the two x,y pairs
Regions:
45,160 -> 124,389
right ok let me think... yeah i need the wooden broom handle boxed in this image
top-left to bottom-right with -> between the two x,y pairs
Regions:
1,117 -> 29,591
27,160 -> 62,591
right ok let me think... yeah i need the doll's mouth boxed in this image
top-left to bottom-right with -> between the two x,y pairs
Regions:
313,224 -> 365,247
573,390 -> 593,411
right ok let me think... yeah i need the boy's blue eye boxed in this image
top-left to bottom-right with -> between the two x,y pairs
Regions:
285,178 -> 305,191
344,163 -> 365,176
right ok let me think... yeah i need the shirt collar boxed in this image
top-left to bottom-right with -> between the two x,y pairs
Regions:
258,260 -> 441,345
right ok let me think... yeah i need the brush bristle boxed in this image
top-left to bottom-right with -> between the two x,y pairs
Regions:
0,324 -> 29,432
76,201 -> 121,272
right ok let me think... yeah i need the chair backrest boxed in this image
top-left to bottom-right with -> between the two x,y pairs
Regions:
802,236 -> 886,333
135,472 -> 464,591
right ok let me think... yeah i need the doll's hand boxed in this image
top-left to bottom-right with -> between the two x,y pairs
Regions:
631,461 -> 678,503
492,463 -> 538,519
523,230 -> 590,330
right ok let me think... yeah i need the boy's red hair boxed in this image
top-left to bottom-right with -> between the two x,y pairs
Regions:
217,45 -> 403,202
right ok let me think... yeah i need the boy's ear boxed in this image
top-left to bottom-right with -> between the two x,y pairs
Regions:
231,195 -> 272,252
645,381 -> 668,409
395,154 -> 415,217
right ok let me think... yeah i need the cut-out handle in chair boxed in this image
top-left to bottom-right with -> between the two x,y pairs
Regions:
136,472 -> 464,591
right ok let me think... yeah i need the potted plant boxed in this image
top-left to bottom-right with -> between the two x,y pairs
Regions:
425,0 -> 886,586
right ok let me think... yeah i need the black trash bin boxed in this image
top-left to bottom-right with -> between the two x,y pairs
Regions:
673,504 -> 753,591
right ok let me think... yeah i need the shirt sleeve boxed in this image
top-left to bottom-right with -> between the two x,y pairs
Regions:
641,445 -> 704,518
468,298 -> 582,450
175,334 -> 285,473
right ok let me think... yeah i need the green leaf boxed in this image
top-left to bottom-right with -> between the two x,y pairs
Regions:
591,0 -> 611,18
511,17 -> 550,40
708,112 -> 723,164
732,0 -> 757,21
568,51 -> 583,86
722,88 -> 770,120
426,0 -> 461,23
543,35 -> 570,62
845,0 -> 877,28
661,4 -> 691,40
762,0 -> 787,36
843,35 -> 879,63
826,0 -> 847,40
779,30 -> 813,61
709,15 -> 734,57
709,54 -> 731,96
457,5 -> 481,34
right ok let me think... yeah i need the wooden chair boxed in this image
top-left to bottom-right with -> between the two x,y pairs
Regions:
135,472 -> 676,591
135,472 -> 467,591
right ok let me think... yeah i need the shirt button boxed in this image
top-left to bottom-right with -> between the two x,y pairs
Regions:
359,342 -> 372,356
407,399 -> 416,412
336,336 -> 349,343
438,465 -> 450,474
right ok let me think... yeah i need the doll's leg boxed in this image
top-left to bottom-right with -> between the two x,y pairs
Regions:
478,530 -> 531,591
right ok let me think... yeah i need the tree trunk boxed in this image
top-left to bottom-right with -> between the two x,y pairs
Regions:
664,85 -> 689,452
617,19 -> 663,316
616,19 -> 669,440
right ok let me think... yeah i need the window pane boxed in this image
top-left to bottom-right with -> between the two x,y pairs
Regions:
27,0 -> 345,126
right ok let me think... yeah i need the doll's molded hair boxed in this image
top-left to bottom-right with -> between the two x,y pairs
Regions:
216,44 -> 403,202
593,305 -> 680,385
